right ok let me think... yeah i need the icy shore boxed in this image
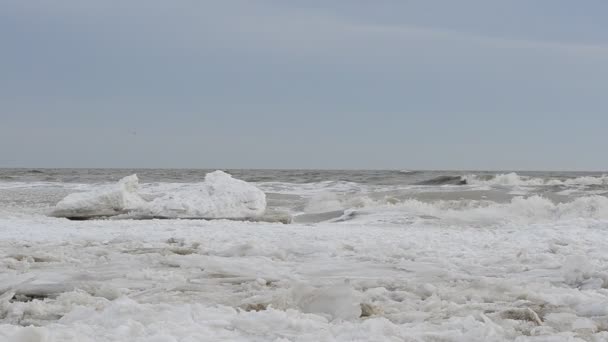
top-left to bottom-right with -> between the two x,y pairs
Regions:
1,215 -> 608,341
3,170 -> 608,341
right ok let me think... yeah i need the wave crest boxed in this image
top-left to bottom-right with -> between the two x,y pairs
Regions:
465,173 -> 608,187
316,195 -> 608,225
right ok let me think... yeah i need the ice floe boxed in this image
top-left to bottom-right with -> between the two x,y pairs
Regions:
50,171 -> 266,220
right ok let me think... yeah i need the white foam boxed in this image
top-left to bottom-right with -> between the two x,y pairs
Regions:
465,172 -> 608,187
256,180 -> 364,196
465,173 -> 546,186
563,175 -> 608,186
337,195 -> 608,226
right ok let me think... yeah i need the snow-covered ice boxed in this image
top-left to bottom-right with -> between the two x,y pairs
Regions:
50,174 -> 146,219
1,216 -> 608,341
50,171 -> 267,220
140,171 -> 267,219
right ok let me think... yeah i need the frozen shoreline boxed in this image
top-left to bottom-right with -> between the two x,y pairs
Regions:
1,215 -> 607,341
2,170 -> 608,341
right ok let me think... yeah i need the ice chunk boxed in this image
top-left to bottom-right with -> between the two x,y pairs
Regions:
50,171 -> 267,220
291,283 -> 362,321
50,175 -> 146,219
562,255 -> 594,285
139,171 -> 266,219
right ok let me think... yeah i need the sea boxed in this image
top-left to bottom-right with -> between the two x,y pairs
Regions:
2,168 -> 607,219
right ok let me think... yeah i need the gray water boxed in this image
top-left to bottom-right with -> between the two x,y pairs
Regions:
0,168 -> 604,185
1,168 -> 607,222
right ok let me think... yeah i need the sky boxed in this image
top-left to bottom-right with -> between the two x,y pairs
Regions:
1,0 -> 607,170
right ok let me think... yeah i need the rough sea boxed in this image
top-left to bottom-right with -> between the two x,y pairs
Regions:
1,168 -> 608,341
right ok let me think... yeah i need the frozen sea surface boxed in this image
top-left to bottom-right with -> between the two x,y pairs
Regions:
1,169 -> 608,341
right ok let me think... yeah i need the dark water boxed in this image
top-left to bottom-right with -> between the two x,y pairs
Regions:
0,168 -> 604,185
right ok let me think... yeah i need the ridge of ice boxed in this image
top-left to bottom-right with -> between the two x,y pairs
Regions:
50,171 -> 267,220
50,175 -> 146,219
139,171 -> 267,219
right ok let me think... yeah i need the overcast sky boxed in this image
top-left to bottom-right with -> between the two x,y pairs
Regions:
1,0 -> 607,170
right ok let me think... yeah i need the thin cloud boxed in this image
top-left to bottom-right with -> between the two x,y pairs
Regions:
351,23 -> 608,56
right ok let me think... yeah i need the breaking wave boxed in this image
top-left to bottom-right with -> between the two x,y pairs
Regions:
413,172 -> 608,187
464,172 -> 608,187
301,193 -> 608,225
391,195 -> 608,224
